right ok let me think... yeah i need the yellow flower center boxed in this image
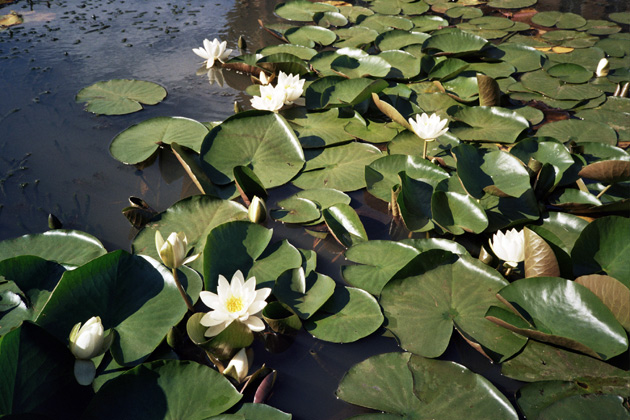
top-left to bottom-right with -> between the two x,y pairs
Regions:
226,296 -> 244,313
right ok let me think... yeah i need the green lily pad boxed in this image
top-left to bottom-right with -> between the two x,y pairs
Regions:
422,29 -> 489,55
382,251 -> 526,360
532,11 -> 587,29
510,139 -> 578,187
379,50 -> 423,79
233,403 -> 293,420
304,286 -> 383,343
520,70 -> 603,101
131,195 -> 247,274
546,63 -> 593,83
284,25 -> 337,47
37,250 -> 188,365
333,26 -> 379,49
0,323 -> 91,418
453,144 -> 531,198
0,229 -> 106,267
200,111 -> 305,188
609,12 -> 630,25
331,54 -> 392,79
284,107 -> 357,148
357,14 -> 414,33
449,106 -> 529,143
484,44 -> 545,73
313,11 -> 348,28
375,30 -> 430,51
292,142 -> 383,191
542,30 -> 598,48
536,119 -> 617,145
488,277 -> 628,360
76,79 -> 166,115
249,239 -> 303,289
487,0 -> 537,8
323,203 -> 368,248
572,216 -> 630,287
0,256 -> 65,334
306,76 -> 388,110
292,188 -> 351,225
410,15 -> 449,32
446,6 -> 483,19
82,360 -> 241,420
271,197 -> 320,224
576,97 -> 630,142
274,0 -> 337,22
537,394 -> 630,420
274,268 -> 335,319
257,44 -> 317,60
580,19 -> 621,36
337,352 -> 519,419
110,116 -> 209,165
344,118 -> 401,144
337,5 -> 374,23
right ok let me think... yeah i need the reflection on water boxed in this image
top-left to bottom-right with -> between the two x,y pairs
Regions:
0,0 -> 629,418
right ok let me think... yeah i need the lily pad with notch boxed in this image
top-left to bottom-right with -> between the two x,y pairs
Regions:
76,79 -> 167,115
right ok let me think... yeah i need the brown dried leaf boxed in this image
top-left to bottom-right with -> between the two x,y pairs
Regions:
524,227 -> 560,278
575,274 -> 630,332
371,93 -> 412,131
579,160 -> 630,184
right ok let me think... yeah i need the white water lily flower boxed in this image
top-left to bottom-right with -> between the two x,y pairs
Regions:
489,228 -> 525,269
155,231 -> 200,269
199,270 -> 271,337
259,71 -> 270,85
275,71 -> 305,104
596,58 -> 609,77
69,316 -> 106,360
408,112 -> 449,142
250,84 -> 285,112
223,348 -> 250,383
193,38 -> 232,68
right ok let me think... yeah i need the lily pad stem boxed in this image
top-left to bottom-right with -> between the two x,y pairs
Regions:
596,184 -> 612,199
172,268 -> 194,312
422,139 -> 429,160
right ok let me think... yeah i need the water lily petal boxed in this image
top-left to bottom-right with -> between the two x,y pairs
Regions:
243,316 -> 266,332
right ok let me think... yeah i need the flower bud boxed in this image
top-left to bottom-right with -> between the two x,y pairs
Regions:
223,348 -> 250,383
69,316 -> 105,360
596,58 -> 609,77
155,231 -> 199,269
248,196 -> 267,224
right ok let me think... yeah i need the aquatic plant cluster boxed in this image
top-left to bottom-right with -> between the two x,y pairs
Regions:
1,0 -> 630,418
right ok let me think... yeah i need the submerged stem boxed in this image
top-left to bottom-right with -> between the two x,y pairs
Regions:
172,268 -> 194,312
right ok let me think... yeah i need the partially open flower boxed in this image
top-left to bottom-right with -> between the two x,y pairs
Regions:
489,228 -> 525,269
199,270 -> 271,337
596,58 -> 609,77
69,316 -> 112,386
193,38 -> 232,68
408,112 -> 449,142
155,231 -> 200,269
223,348 -> 251,383
248,196 -> 267,224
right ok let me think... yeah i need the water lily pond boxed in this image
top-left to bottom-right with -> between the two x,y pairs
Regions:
1,0 -> 629,418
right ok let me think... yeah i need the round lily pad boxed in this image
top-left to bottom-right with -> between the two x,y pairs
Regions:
536,119 -> 617,145
76,79 -> 167,115
274,0 -> 337,22
110,116 -> 209,165
546,63 -> 593,83
487,0 -> 537,8
449,106 -> 530,143
285,25 -> 337,47
422,29 -> 489,55
271,197 -> 320,224
200,111 -> 305,188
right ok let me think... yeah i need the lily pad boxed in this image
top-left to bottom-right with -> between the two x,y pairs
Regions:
37,251 -> 188,365
292,142 -> 383,191
76,79 -> 167,115
520,70 -> 603,101
274,268 -> 335,320
271,197 -> 320,224
284,107 -> 356,148
82,360 -> 241,420
422,29 -> 489,55
381,251 -> 526,361
304,286 -> 383,343
375,30 -> 430,51
484,44 -> 545,72
337,352 -> 519,419
200,111 -> 305,188
110,116 -> 209,165
536,119 -> 617,145
488,277 -> 628,360
284,25 -> 336,47
306,76 -> 388,110
323,203 -> 368,248
546,63 -> 593,83
274,0 -> 337,22
449,106 -> 530,143
575,274 -> 630,331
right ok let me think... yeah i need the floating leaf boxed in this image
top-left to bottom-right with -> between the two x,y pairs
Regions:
284,107 -> 357,148
0,230 -> 106,268
375,30 -> 430,51
284,25 -> 337,47
524,227 -> 561,278
572,216 -> 630,287
76,79 -> 167,115
449,106 -> 529,143
271,197 -> 320,224
274,0 -> 337,22
520,70 -> 603,101
292,142 -> 383,191
110,116 -> 208,165
536,119 -> 617,145
579,160 -> 630,184
306,76 -> 388,110
304,286 -> 383,343
336,352 -> 519,419
382,251 -> 526,361
274,268 -> 335,320
546,63 -> 593,84
575,274 -> 630,331
422,29 -> 489,55
37,251 -> 188,365
200,111 -> 305,188
82,360 -> 241,420
489,277 -> 628,360
322,203 -> 368,248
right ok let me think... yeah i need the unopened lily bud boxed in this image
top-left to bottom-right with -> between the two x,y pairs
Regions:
595,58 -> 609,77
155,231 -> 200,269
69,316 -> 105,360
248,196 -> 267,223
223,348 -> 250,383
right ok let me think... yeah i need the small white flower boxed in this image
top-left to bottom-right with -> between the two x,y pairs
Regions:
408,112 -> 449,142
250,84 -> 285,112
275,71 -> 305,105
489,228 -> 525,269
193,38 -> 232,68
199,270 -> 271,337
248,195 -> 267,224
223,348 -> 250,383
69,316 -> 106,360
155,231 -> 200,269
595,58 -> 609,77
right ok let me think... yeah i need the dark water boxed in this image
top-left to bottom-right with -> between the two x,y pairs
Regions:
1,0 -> 628,418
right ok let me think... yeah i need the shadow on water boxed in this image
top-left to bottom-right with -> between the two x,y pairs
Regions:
1,0 -> 629,418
